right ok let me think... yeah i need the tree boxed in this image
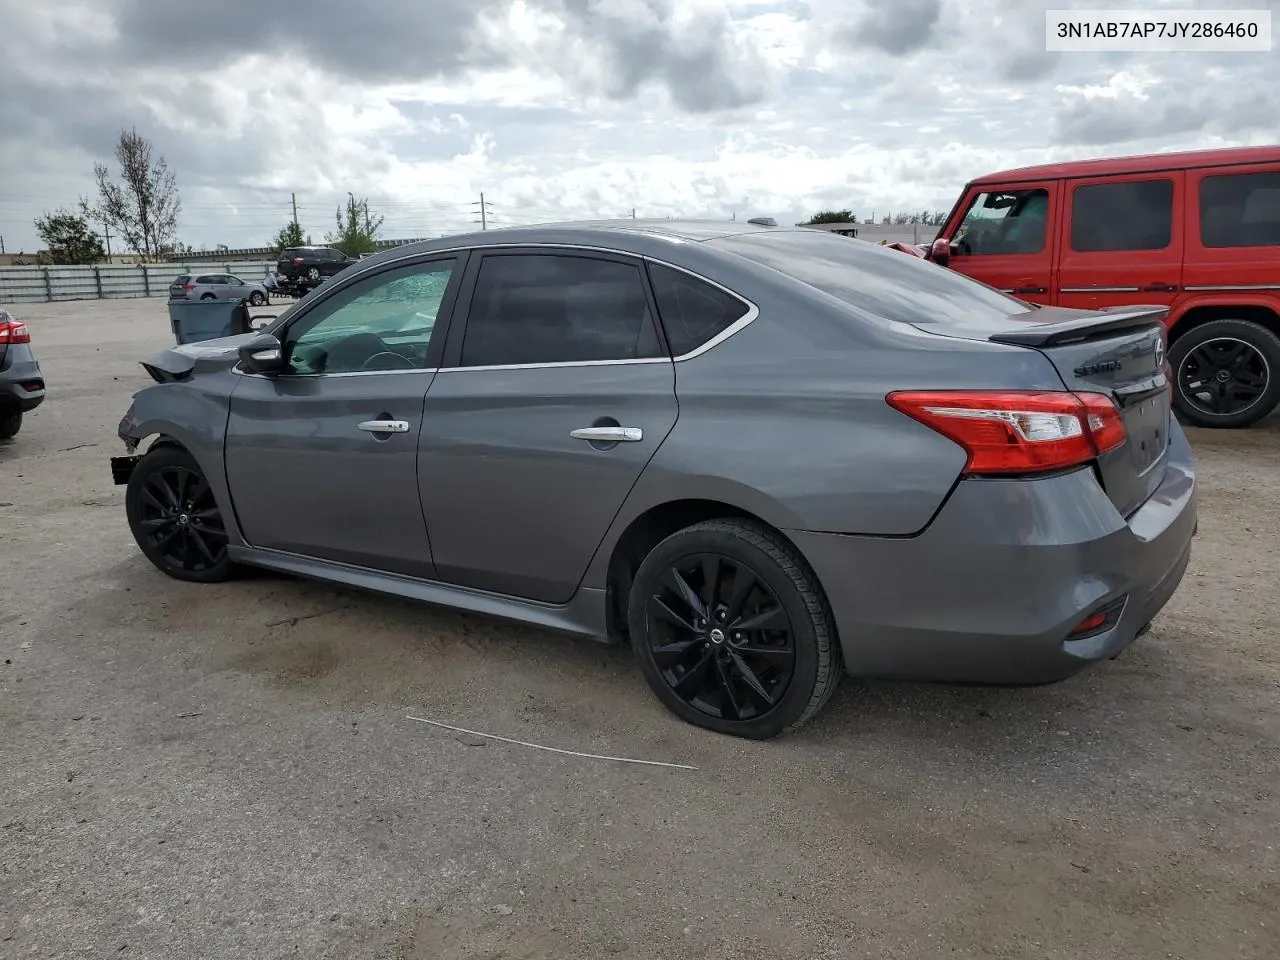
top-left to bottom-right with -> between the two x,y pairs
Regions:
799,210 -> 857,225
326,194 -> 384,256
33,209 -> 106,264
82,127 -> 181,262
273,220 -> 306,251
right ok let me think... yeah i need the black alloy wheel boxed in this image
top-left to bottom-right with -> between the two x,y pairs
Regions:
628,518 -> 840,739
126,445 -> 232,583
1179,337 -> 1269,417
1169,318 -> 1280,428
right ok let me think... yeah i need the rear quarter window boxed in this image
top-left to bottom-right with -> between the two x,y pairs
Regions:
710,229 -> 1030,325
1199,170 -> 1280,248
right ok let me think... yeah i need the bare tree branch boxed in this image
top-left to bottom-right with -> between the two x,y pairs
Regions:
82,128 -> 182,262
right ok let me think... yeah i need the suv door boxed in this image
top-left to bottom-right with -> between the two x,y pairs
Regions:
418,248 -> 679,603
939,182 -> 1058,304
224,255 -> 465,578
1056,172 -> 1185,311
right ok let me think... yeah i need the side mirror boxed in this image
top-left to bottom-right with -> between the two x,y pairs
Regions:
237,332 -> 285,376
929,237 -> 953,267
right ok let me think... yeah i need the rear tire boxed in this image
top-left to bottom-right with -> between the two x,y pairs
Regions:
200,293 -> 216,301
125,445 -> 233,583
0,408 -> 21,439
1169,318 -> 1280,428
627,518 -> 842,740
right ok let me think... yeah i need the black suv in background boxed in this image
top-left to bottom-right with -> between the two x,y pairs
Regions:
276,246 -> 359,295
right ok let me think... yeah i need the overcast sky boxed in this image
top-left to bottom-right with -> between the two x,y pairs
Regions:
1,0 -> 1277,253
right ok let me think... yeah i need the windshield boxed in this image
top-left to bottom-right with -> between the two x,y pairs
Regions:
710,229 -> 1030,325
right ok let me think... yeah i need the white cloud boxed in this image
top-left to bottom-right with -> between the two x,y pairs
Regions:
0,0 -> 1275,253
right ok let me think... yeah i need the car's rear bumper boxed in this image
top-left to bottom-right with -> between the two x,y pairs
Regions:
0,348 -> 45,411
789,418 -> 1198,684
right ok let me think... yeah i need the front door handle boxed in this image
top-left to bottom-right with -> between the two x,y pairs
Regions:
1141,283 -> 1179,293
358,419 -> 410,434
1013,285 -> 1048,295
570,426 -> 643,443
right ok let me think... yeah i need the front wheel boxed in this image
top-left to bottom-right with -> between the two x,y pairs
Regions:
200,293 -> 216,301
125,445 -> 233,583
627,519 -> 841,740
249,291 -> 267,306
0,408 -> 21,440
1169,318 -> 1280,428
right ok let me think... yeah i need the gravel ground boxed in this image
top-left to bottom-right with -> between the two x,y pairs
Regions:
2,298 -> 1278,960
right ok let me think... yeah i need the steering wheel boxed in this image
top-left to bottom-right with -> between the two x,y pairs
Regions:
361,351 -> 414,372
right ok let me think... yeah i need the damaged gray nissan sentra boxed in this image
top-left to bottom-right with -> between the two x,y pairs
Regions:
110,219 -> 1197,739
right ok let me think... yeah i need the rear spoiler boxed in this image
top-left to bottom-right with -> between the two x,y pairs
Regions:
988,306 -> 1168,348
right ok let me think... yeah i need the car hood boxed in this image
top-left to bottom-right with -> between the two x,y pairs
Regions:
138,332 -> 259,383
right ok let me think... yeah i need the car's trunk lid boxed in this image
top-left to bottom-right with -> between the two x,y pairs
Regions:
911,305 -> 1172,517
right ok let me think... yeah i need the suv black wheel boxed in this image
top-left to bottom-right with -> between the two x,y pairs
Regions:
249,291 -> 267,306
0,408 -> 21,440
125,445 -> 233,583
1169,318 -> 1280,428
627,518 -> 841,740
306,267 -> 321,282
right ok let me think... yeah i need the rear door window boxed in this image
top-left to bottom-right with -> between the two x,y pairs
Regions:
460,253 -> 665,366
1070,179 -> 1174,252
1199,170 -> 1280,248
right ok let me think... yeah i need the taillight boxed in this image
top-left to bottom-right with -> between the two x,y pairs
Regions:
292,258 -> 304,265
182,283 -> 195,290
886,390 -> 1127,475
0,319 -> 31,345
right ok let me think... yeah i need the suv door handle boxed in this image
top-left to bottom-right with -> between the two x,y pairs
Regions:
1141,283 -> 1179,293
1013,285 -> 1048,295
358,419 -> 410,434
570,426 -> 643,443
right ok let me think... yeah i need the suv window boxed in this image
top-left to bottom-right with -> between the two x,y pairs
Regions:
647,263 -> 749,356
283,258 -> 457,375
953,188 -> 1049,256
1070,179 -> 1174,252
195,275 -> 218,284
1199,170 -> 1280,248
460,254 -> 664,367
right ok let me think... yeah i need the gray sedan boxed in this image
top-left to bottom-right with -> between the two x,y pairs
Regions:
111,220 -> 1198,739
168,273 -> 270,306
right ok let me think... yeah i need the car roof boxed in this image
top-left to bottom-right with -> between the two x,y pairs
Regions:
355,219 -> 791,266
970,144 -> 1280,186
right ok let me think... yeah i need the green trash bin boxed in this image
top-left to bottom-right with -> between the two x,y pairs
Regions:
167,298 -> 254,345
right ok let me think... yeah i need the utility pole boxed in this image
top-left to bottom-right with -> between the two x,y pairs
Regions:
0,236 -> 4,255
631,208 -> 636,219
291,192 -> 299,228
100,217 -> 113,259
363,200 -> 370,234
472,192 -> 489,230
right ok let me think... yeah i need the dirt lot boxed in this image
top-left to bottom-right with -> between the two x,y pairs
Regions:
2,297 -> 1278,960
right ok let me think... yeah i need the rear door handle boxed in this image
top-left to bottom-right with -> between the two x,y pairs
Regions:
1013,285 -> 1048,295
1141,283 -> 1179,293
570,426 -> 643,443
358,419 -> 410,434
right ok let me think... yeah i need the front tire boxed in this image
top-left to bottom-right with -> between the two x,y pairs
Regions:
200,293 -> 216,301
249,291 -> 267,306
0,408 -> 21,439
627,519 -> 841,740
125,445 -> 232,583
1169,318 -> 1280,428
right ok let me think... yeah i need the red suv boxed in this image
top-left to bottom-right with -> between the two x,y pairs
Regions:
918,146 -> 1280,428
